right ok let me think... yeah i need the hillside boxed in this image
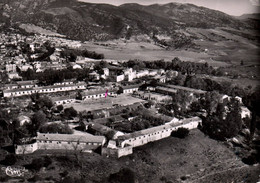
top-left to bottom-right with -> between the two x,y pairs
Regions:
0,0 -> 257,45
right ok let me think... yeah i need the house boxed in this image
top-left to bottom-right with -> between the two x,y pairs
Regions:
5,64 -> 16,73
5,84 -> 19,90
122,84 -> 140,94
136,70 -> 149,78
52,96 -> 76,105
116,74 -> 125,82
19,64 -> 33,72
155,86 -> 177,95
153,75 -> 166,83
149,70 -> 158,76
82,88 -> 117,100
17,80 -> 38,88
7,72 -> 21,79
36,132 -> 106,151
88,123 -> 124,139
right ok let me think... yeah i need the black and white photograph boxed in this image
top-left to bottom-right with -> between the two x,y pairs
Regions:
0,0 -> 259,182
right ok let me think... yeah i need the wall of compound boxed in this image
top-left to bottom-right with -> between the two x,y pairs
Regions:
37,140 -> 101,151
121,120 -> 200,148
15,142 -> 38,154
102,146 -> 133,158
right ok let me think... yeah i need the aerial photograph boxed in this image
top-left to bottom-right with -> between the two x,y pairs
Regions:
0,0 -> 259,182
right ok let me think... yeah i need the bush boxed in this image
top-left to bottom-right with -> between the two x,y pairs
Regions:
27,175 -> 42,182
171,128 -> 189,139
26,158 -> 44,172
242,154 -> 257,165
0,154 -> 17,166
109,168 -> 135,183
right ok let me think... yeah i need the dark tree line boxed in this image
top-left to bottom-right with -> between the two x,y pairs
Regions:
60,48 -> 104,61
21,68 -> 90,85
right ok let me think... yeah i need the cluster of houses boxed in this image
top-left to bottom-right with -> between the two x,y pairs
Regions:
0,33 -> 84,79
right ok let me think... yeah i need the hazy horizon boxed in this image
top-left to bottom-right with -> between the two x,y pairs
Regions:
78,0 -> 260,16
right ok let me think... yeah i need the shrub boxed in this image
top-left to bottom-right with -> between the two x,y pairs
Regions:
26,158 -> 44,172
0,154 -> 17,166
242,154 -> 257,165
171,128 -> 189,139
109,168 -> 135,183
27,175 -> 42,182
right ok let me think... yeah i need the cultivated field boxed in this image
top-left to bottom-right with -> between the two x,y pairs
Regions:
82,27 -> 259,68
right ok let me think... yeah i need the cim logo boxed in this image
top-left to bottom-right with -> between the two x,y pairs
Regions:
1,166 -> 28,177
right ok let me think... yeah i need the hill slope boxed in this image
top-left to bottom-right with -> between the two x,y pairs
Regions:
0,0 -> 255,43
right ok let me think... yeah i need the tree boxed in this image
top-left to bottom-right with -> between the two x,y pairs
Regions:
243,86 -> 260,140
32,110 -> 47,133
57,105 -> 64,112
64,107 -> 78,119
171,128 -> 189,138
109,168 -> 136,183
201,98 -> 242,141
0,154 -> 17,166
117,87 -> 123,95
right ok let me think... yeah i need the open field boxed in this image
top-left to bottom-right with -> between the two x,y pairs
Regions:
64,94 -> 145,112
1,129 -> 259,183
82,28 -> 259,68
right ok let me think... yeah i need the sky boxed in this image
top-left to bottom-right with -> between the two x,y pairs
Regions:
78,0 -> 260,16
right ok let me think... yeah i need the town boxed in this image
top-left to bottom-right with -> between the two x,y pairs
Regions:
0,30 -> 259,182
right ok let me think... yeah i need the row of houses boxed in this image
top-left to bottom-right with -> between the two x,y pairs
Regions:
2,83 -> 86,98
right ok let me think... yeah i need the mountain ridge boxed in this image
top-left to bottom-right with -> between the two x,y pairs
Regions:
0,0 -> 257,43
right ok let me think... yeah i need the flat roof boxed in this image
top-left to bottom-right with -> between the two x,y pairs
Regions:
156,86 -> 177,93
37,132 -> 105,143
122,84 -> 141,90
163,84 -> 207,94
82,88 -> 116,96
3,87 -> 34,93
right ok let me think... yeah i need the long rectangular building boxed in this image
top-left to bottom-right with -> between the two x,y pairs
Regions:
2,83 -> 86,98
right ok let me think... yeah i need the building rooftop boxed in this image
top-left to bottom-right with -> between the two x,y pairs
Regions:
122,84 -> 141,90
118,117 -> 201,140
156,86 -> 177,93
36,132 -> 105,143
163,84 -> 207,94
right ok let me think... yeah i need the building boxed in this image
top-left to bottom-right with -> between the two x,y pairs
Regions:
5,64 -> 16,73
122,84 -> 140,94
2,83 -> 86,98
155,86 -> 177,95
82,88 -> 117,100
15,132 -> 106,154
102,117 -> 201,158
116,74 -> 125,82
52,96 -> 76,105
17,80 -> 38,88
36,133 -> 106,151
162,84 -> 207,95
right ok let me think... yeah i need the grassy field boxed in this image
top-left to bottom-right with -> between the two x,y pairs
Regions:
1,129 -> 259,183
